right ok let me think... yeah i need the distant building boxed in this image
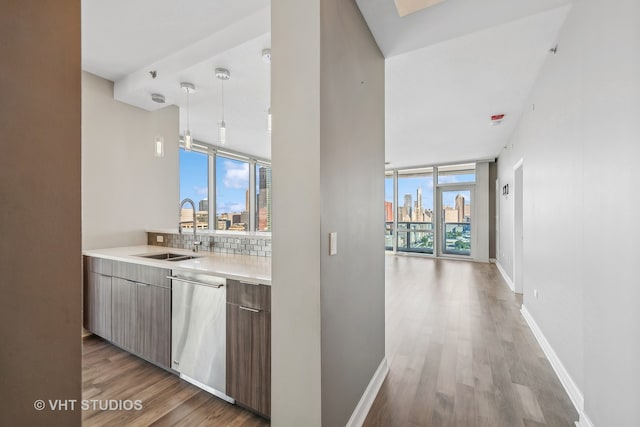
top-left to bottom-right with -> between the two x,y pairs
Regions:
258,166 -> 272,231
455,194 -> 465,223
385,201 -> 393,222
403,194 -> 412,221
199,199 -> 208,212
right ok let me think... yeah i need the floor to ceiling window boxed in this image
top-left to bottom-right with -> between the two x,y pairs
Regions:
385,173 -> 394,250
397,168 -> 434,254
386,163 -> 476,257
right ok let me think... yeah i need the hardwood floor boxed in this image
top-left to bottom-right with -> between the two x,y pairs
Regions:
364,255 -> 578,427
82,336 -> 269,426
83,255 -> 577,426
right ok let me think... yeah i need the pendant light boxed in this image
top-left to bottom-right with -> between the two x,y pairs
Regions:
215,68 -> 230,145
154,135 -> 164,157
180,82 -> 195,150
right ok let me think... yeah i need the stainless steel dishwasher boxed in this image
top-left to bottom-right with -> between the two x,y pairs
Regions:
169,271 -> 233,403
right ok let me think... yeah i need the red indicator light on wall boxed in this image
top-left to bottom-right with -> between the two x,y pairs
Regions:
490,114 -> 505,125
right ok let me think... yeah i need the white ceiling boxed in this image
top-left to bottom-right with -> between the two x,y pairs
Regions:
356,0 -> 570,58
385,6 -> 570,168
82,0 -> 572,166
82,0 -> 269,81
82,0 -> 271,159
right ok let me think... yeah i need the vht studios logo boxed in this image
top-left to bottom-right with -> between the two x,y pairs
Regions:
34,399 -> 143,411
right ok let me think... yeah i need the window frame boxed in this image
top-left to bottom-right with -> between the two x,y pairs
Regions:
179,140 -> 271,233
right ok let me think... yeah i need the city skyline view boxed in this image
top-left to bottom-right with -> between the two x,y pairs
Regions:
385,171 -> 476,220
180,149 -> 272,231
180,150 -> 250,215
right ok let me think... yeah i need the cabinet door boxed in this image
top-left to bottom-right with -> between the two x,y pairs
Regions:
137,284 -> 171,368
111,278 -> 137,352
227,304 -> 271,417
85,272 -> 112,340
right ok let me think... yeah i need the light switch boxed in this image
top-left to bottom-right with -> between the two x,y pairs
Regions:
329,232 -> 337,255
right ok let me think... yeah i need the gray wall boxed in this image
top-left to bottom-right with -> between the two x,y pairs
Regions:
272,0 -> 385,425
319,0 -> 385,426
496,0 -> 640,425
82,72 -> 179,250
271,0 -> 323,424
0,1 -> 81,425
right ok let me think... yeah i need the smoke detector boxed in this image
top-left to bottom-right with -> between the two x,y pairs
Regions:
151,93 -> 165,103
215,68 -> 231,80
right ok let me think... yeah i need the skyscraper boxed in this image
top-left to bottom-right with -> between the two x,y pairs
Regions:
455,193 -> 465,223
198,199 -> 208,212
404,194 -> 412,221
413,186 -> 423,222
258,166 -> 272,231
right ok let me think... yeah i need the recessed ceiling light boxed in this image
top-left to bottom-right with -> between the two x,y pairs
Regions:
394,0 -> 447,17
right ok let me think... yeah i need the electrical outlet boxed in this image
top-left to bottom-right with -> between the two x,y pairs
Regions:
156,235 -> 164,243
534,289 -> 539,299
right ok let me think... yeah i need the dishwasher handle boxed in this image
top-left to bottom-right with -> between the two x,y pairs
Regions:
167,276 -> 224,288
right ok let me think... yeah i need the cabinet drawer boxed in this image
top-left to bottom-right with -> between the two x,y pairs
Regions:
226,279 -> 271,312
112,261 -> 171,288
84,256 -> 112,276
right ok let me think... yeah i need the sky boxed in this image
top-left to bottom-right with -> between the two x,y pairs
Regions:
179,150 -> 250,214
385,173 -> 475,212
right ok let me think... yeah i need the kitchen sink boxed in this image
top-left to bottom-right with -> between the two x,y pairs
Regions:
135,252 -> 201,262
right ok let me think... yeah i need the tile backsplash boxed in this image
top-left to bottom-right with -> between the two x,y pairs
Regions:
147,232 -> 271,257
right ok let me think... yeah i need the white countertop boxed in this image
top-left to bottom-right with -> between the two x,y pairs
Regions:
83,245 -> 271,285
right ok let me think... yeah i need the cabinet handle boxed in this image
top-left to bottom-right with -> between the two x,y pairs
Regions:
167,276 -> 224,288
238,281 -> 261,286
239,305 -> 261,313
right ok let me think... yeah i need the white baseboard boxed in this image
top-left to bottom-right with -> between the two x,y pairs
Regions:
345,357 -> 389,427
492,259 -> 515,292
520,306 -> 587,424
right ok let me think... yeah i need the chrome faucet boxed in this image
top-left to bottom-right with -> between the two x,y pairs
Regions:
178,198 -> 201,252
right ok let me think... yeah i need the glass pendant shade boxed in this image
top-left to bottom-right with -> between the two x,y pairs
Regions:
154,135 -> 164,157
219,120 -> 226,145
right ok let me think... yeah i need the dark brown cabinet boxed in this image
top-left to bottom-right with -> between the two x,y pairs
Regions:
84,272 -> 112,340
137,283 -> 171,367
84,257 -> 113,339
84,257 -> 171,369
111,277 -> 137,353
226,280 -> 271,418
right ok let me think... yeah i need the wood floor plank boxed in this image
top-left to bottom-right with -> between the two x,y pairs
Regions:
82,335 -> 268,426
363,255 -> 579,427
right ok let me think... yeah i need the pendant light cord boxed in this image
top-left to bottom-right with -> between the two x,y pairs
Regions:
221,78 -> 225,122
186,89 -> 190,130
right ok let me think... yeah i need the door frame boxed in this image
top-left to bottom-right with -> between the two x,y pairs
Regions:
513,158 -> 524,294
436,183 -> 475,259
